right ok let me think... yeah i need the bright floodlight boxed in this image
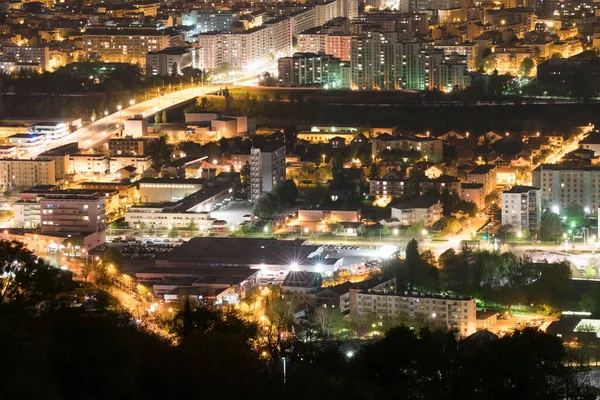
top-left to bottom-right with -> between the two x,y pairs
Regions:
379,245 -> 398,259
346,351 -> 354,358
517,231 -> 522,238
290,262 -> 300,271
585,206 -> 591,214
551,205 -> 560,214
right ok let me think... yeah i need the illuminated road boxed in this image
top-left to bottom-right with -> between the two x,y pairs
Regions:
26,84 -> 222,157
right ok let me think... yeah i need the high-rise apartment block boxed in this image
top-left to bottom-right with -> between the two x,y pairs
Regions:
348,33 -> 474,90
83,26 -> 185,66
250,146 -> 286,203
198,18 -> 292,70
501,186 -> 542,231
297,32 -> 354,61
182,9 -> 236,33
40,194 -> 106,234
532,164 -> 600,213
278,52 -> 342,87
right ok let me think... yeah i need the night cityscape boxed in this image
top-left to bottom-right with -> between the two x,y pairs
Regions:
4,0 -> 600,398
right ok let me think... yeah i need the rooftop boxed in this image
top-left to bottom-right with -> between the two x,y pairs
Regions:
138,177 -> 204,185
461,183 -> 484,189
469,164 -> 496,174
503,185 -> 539,194
391,196 -> 439,210
156,238 -> 326,268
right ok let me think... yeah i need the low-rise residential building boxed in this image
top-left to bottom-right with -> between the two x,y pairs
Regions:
350,289 -> 476,336
467,164 -> 497,195
281,271 -> 323,308
496,167 -> 517,186
69,153 -> 109,175
0,159 -> 56,188
297,126 -> 358,144
390,197 -> 443,226
501,185 -> 542,231
370,170 -> 407,198
40,194 -> 106,234
372,134 -> 443,163
109,156 -> 152,175
460,182 -> 485,209
39,142 -> 79,181
108,137 -> 148,157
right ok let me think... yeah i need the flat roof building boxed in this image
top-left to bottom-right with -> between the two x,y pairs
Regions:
40,193 -> 106,234
155,237 -> 341,273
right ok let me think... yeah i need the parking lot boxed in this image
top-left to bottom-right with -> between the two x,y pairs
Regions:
320,244 -> 389,274
103,238 -> 180,259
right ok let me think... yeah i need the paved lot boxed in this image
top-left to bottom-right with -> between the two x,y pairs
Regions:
211,200 -> 252,227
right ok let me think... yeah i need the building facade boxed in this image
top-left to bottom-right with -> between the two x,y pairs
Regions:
40,194 -> 106,234
501,185 -> 542,231
278,52 -> 341,87
0,159 -> 56,188
350,289 -> 477,336
146,46 -> 199,76
532,164 -> 600,213
83,26 -> 185,66
250,146 -> 286,203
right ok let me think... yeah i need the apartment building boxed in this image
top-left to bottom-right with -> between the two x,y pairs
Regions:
38,142 -> 79,181
350,289 -> 476,336
372,133 -> 443,163
0,159 -> 56,188
432,41 -> 478,70
278,52 -> 341,87
467,164 -> 497,195
146,46 -> 199,76
460,182 -> 485,209
181,9 -> 236,33
40,194 -> 106,234
2,45 -> 50,71
297,32 -> 353,61
68,153 -> 109,175
391,197 -> 443,226
532,164 -> 600,213
250,145 -> 286,203
108,137 -> 147,157
501,185 -> 542,231
109,156 -> 152,175
83,26 -> 185,66
198,18 -> 292,70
